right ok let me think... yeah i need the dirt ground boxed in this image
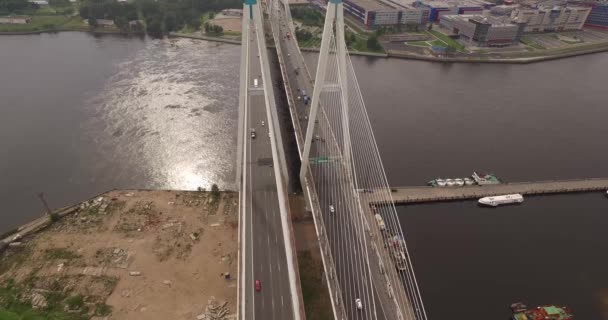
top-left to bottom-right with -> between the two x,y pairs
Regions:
210,16 -> 241,33
290,192 -> 333,320
0,190 -> 238,320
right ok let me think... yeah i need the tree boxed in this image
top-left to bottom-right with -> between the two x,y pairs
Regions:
88,16 -> 97,28
367,35 -> 381,51
145,15 -> 163,37
164,12 -> 177,32
211,184 -> 220,199
114,16 -> 128,31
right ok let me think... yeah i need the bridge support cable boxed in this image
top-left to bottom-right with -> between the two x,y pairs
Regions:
342,49 -> 428,320
272,0 -> 428,318
301,7 -> 379,319
344,64 -> 419,320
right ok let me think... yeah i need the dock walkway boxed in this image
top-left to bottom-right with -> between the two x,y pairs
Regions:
370,178 -> 608,205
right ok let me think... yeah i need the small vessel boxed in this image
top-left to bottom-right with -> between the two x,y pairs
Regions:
511,303 -> 573,320
472,171 -> 502,185
510,302 -> 527,313
429,172 -> 502,187
478,194 -> 524,207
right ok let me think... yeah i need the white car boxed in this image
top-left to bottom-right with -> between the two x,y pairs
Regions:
261,121 -> 265,126
355,298 -> 363,310
329,205 -> 335,213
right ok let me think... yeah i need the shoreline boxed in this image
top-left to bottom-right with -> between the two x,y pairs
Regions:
0,28 -> 143,36
4,29 -> 608,63
0,187 -> 238,248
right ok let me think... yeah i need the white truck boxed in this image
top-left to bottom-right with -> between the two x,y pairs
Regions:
374,214 -> 386,231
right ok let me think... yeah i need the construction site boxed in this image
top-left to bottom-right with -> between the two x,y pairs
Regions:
0,190 -> 238,320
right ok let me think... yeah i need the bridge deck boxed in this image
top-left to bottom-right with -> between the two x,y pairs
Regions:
376,178 -> 608,204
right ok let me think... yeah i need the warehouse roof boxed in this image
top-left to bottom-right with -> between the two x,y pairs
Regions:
346,0 -> 393,11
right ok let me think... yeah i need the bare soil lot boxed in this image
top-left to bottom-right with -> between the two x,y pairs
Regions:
0,190 -> 238,320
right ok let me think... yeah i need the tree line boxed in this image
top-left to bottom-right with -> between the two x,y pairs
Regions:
1,0 -> 39,15
79,0 -> 240,36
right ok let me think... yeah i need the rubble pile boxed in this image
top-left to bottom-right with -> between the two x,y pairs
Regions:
196,297 -> 230,320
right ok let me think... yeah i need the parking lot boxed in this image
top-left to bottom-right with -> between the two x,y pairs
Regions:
524,28 -> 608,50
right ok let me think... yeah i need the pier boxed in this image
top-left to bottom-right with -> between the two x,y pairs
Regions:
367,178 -> 608,205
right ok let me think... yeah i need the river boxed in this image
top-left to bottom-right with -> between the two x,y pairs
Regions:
1,32 -> 607,319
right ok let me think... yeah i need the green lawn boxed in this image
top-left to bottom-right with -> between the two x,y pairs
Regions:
407,40 -> 430,47
520,37 -> 545,50
0,16 -> 84,32
298,251 -> 333,320
428,29 -> 466,51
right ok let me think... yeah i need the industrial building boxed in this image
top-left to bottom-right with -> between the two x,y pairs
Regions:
439,14 -> 527,47
343,0 -> 400,26
510,6 -> 591,32
385,0 -> 431,25
415,0 -> 489,22
579,0 -> 608,29
343,0 -> 430,27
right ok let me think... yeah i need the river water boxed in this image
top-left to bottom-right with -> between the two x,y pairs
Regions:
0,32 -> 240,231
1,32 -> 607,319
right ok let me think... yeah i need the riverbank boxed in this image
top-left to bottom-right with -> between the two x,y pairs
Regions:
0,189 -> 238,320
6,28 -> 607,63
168,32 -> 242,45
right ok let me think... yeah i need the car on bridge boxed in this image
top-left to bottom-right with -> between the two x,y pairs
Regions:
355,298 -> 363,310
329,205 -> 335,213
251,129 -> 256,139
255,280 -> 261,292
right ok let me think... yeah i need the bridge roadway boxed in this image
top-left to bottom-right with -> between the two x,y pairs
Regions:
371,178 -> 608,204
240,5 -> 295,319
269,3 -> 416,319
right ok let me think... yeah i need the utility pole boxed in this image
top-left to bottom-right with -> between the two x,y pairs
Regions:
38,192 -> 52,216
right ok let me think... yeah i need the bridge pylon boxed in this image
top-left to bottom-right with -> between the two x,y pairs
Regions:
299,0 -> 352,184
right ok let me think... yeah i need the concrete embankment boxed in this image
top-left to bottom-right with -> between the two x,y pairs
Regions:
368,178 -> 608,205
386,44 -> 608,64
168,32 -> 242,45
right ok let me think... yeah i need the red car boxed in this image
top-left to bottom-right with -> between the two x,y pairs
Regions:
255,280 -> 261,292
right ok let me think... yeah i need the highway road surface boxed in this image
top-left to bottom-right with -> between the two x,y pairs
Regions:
242,12 -> 294,320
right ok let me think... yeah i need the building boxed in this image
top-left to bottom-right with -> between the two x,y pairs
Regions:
221,9 -> 243,17
0,16 -> 32,24
400,4 -> 431,25
510,6 -> 591,32
384,0 -> 431,25
578,0 -> 608,29
344,0 -> 401,26
96,19 -> 115,27
491,4 -> 519,16
29,0 -> 49,5
416,0 -> 485,22
440,14 -> 526,46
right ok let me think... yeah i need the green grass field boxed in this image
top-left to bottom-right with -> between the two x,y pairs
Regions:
428,29 -> 466,51
0,16 -> 86,32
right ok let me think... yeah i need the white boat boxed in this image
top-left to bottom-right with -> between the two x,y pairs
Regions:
445,179 -> 455,187
464,178 -> 474,186
455,178 -> 465,186
437,180 -> 447,187
478,194 -> 524,207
